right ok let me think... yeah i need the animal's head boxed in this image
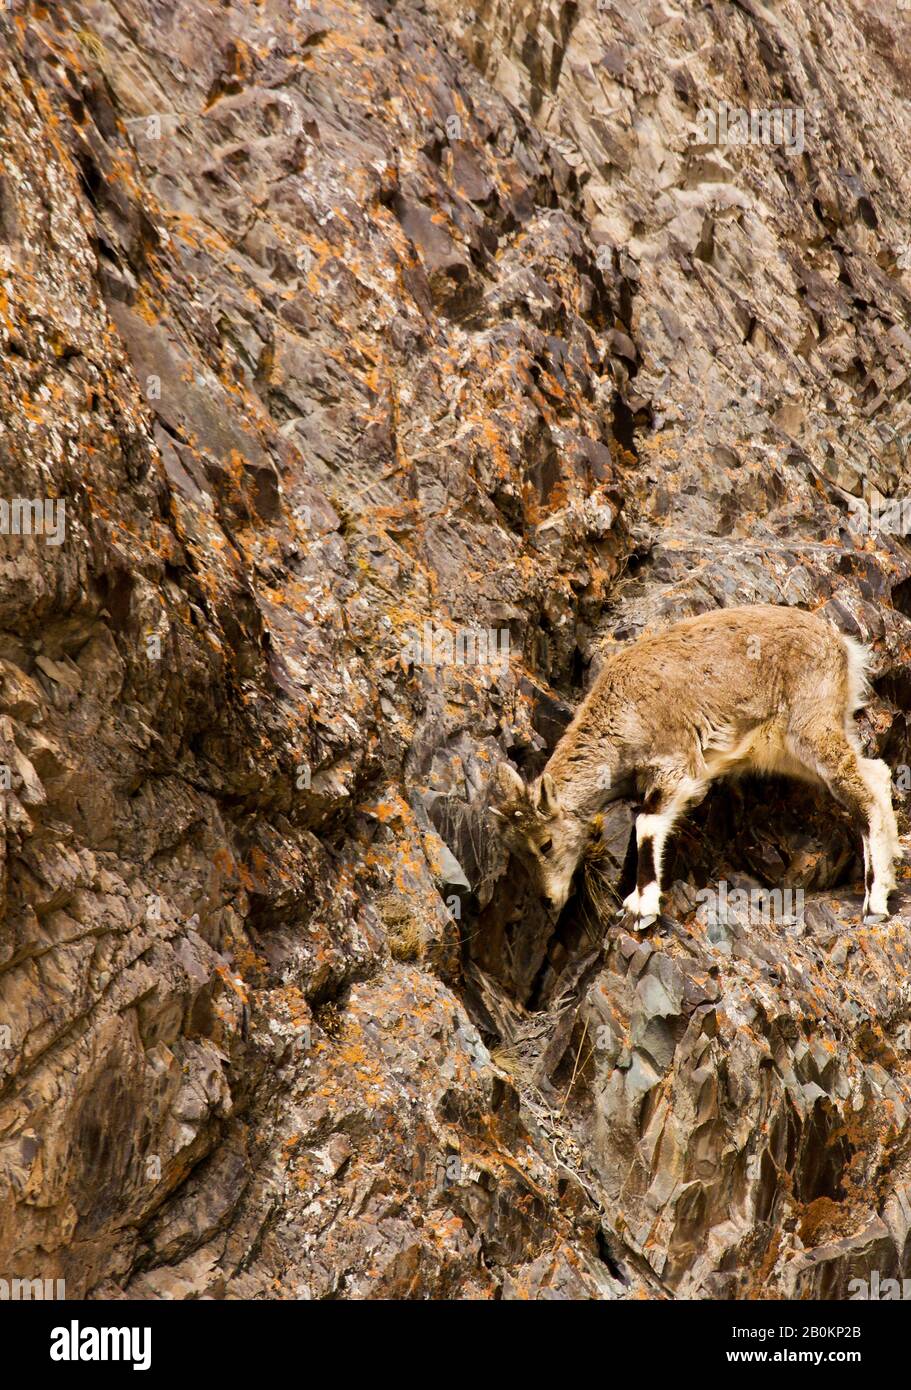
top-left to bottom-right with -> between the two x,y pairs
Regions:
490,762 -> 586,914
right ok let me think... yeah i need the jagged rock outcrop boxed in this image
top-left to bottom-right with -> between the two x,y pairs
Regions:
0,0 -> 910,1299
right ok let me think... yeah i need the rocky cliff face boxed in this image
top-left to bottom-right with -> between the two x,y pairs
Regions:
1,0 -> 911,1300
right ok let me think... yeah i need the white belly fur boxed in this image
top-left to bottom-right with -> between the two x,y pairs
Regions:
703,723 -> 820,785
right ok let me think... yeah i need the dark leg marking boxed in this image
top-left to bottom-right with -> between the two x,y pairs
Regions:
619,823 -> 639,900
636,837 -> 656,891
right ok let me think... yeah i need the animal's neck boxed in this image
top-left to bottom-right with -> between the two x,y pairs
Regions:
545,736 -> 623,821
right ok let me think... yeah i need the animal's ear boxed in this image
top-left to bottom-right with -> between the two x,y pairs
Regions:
537,773 -> 562,817
495,760 -> 526,805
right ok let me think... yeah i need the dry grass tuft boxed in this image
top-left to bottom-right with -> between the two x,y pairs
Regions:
583,832 -> 623,924
76,30 -> 107,63
376,891 -> 426,962
490,1045 -> 538,1089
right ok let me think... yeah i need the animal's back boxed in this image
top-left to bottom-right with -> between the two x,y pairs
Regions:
588,605 -> 857,770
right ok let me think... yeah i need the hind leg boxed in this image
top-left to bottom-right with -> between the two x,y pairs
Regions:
789,726 -> 895,921
859,756 -> 901,874
859,757 -> 900,915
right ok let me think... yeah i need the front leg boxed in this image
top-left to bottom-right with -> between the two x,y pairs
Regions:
621,824 -> 661,926
621,776 -> 706,927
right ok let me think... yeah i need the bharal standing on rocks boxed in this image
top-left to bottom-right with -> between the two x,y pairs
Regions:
492,605 -> 901,926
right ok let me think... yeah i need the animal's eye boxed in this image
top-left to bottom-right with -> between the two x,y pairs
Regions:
539,838 -> 553,856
